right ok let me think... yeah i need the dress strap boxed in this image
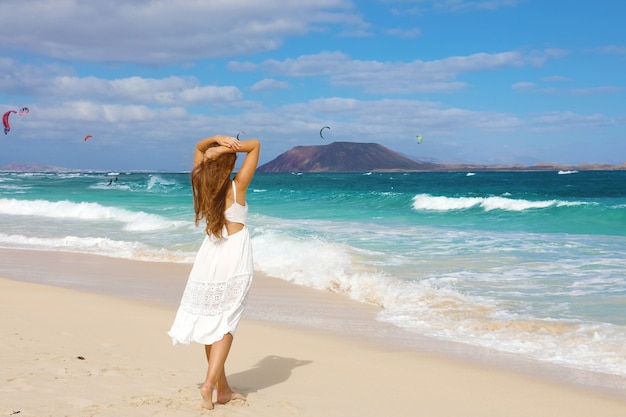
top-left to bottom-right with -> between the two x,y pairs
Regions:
231,180 -> 237,200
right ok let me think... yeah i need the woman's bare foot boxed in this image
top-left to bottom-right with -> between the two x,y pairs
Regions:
216,389 -> 246,405
199,385 -> 214,410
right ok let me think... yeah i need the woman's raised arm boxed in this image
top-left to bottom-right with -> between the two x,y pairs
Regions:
233,139 -> 260,190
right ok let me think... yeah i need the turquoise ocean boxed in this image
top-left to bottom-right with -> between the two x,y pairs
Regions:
1,170 -> 625,378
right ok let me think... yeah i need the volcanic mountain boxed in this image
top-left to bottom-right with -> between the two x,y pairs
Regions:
257,142 -> 440,173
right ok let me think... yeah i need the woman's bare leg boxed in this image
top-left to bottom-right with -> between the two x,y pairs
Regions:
200,333 -> 245,409
200,345 -> 214,409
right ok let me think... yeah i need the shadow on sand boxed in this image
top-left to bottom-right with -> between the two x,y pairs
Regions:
227,355 -> 313,395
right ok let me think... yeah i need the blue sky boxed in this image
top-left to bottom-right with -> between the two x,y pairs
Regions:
1,0 -> 624,171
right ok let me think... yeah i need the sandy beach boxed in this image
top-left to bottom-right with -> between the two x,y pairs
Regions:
1,249 -> 626,417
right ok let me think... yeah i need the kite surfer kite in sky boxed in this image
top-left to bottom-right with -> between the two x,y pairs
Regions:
3,110 -> 17,135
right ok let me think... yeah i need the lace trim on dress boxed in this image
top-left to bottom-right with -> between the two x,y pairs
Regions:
180,274 -> 251,316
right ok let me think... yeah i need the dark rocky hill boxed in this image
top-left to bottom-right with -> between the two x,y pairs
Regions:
257,142 -> 442,173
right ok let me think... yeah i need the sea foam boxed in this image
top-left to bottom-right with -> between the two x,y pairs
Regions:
412,194 -> 586,212
0,198 -> 185,231
0,232 -> 194,263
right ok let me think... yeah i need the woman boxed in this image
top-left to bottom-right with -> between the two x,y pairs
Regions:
168,134 -> 260,409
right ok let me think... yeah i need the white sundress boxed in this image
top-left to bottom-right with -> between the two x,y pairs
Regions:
168,182 -> 253,345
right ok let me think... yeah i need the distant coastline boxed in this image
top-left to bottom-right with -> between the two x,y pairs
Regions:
385,162 -> 626,173
0,162 -> 74,173
3,153 -> 626,174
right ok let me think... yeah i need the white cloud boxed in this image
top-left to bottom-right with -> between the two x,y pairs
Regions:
512,82 -> 535,90
540,76 -> 571,83
0,0 -> 358,64
597,45 -> 626,55
251,78 -> 291,92
39,101 -> 187,123
0,60 -> 242,105
232,49 -> 564,94
385,27 -> 422,38
386,0 -> 524,13
570,86 -> 624,96
529,111 -> 613,131
281,97 -> 523,135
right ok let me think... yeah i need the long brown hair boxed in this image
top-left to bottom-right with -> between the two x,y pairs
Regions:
190,144 -> 237,238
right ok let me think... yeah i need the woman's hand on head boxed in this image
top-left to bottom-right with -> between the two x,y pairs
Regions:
215,135 -> 242,150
